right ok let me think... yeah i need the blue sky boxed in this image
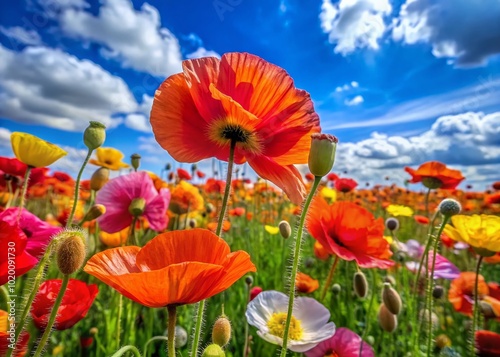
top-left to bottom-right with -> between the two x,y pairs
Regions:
0,0 -> 499,189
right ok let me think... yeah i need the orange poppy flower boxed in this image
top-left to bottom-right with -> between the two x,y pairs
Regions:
404,161 -> 464,189
99,228 -> 128,247
414,215 -> 430,225
307,197 -> 394,269
448,272 -> 489,316
207,221 -> 231,233
313,241 -> 330,261
84,229 -> 255,307
150,52 -> 321,205
295,272 -> 319,294
476,330 -> 500,357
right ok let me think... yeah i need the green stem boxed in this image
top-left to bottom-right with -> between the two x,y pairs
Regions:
116,293 -> 123,349
359,269 -> 377,356
110,345 -> 142,357
424,216 -> 449,357
320,255 -> 339,302
280,176 -> 321,356
143,337 -> 169,357
16,166 -> 32,222
414,211 -> 438,293
32,274 -> 70,357
66,149 -> 92,228
167,305 -> 177,357
424,188 -> 432,218
190,300 -> 206,357
470,255 -> 484,356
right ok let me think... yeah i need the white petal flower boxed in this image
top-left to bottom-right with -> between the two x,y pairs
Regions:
245,290 -> 336,352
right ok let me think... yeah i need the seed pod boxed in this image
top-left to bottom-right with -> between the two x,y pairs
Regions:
438,199 -> 461,217
331,283 -> 341,295
245,276 -> 253,286
212,316 -> 231,347
83,121 -> 106,151
385,217 -> 399,231
201,343 -> 225,357
384,275 -> 396,286
479,301 -> 497,318
174,326 -> 188,348
130,153 -> 141,171
278,220 -> 292,239
432,285 -> 444,299
382,283 -> 402,315
90,167 -> 109,191
378,303 -> 398,333
353,271 -> 368,298
56,230 -> 87,275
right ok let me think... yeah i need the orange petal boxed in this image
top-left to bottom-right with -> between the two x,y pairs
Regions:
150,73 -> 218,162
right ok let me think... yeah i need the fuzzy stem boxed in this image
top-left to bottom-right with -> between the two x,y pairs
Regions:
424,216 -> 449,357
116,293 -> 123,350
424,187 -> 432,218
470,255 -> 484,356
414,211 -> 438,293
190,300 -> 205,357
320,255 -> 339,302
167,305 -> 177,357
280,176 -> 321,356
66,148 -> 92,228
110,345 -> 142,357
16,166 -> 32,222
32,274 -> 70,357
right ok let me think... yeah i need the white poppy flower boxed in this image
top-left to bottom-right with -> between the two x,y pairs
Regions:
245,290 -> 336,352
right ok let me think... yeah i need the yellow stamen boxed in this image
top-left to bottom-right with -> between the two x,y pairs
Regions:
267,312 -> 303,340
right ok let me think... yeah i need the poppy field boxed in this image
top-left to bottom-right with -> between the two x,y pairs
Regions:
2,53 -> 500,357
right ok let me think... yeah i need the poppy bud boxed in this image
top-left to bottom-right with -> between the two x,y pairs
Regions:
130,153 -> 141,171
188,218 -> 197,229
479,301 -> 497,318
438,198 -> 461,217
212,316 -> 231,347
353,271 -> 368,298
308,133 -> 338,177
432,285 -> 444,299
206,203 -> 215,214
165,163 -> 172,171
385,217 -> 399,231
384,275 -> 396,286
56,229 -> 87,275
83,121 -> 106,151
175,326 -> 188,348
304,257 -> 315,268
331,283 -> 341,295
128,198 -> 146,217
201,344 -> 225,357
90,167 -> 109,191
89,327 -> 98,335
245,276 -> 253,286
382,283 -> 402,315
81,204 -> 106,224
366,336 -> 375,345
278,220 -> 292,239
436,334 -> 451,349
378,303 -> 397,333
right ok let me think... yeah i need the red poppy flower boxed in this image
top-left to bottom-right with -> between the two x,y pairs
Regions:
448,272 -> 489,316
307,197 -> 394,269
196,170 -> 206,179
52,171 -> 73,183
492,181 -> 500,191
228,207 -> 245,217
84,229 -> 255,307
177,168 -> 192,180
414,215 -> 430,225
334,178 -> 358,193
150,52 -> 321,204
404,161 -> 464,189
305,173 -> 315,182
313,241 -> 330,261
476,330 -> 500,357
486,192 -> 500,205
295,272 -> 319,294
31,279 -> 98,330
326,173 -> 338,181
205,178 -> 226,194
0,310 -> 29,357
0,221 -> 38,286
250,286 -> 263,301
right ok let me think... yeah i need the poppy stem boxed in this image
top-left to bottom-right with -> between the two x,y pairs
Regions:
167,305 -> 177,357
280,175 -> 321,356
190,300 -> 205,357
216,140 -> 236,237
424,216 -> 449,357
32,274 -> 70,357
320,255 -> 339,302
116,293 -> 123,349
67,148 -> 93,228
16,166 -> 32,223
470,255 -> 484,356
414,211 -> 438,293
424,187 -> 431,218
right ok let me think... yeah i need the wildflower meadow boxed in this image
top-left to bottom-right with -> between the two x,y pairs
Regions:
1,52 -> 500,357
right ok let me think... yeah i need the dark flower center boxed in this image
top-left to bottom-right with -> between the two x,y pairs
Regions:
22,228 -> 33,238
221,124 -> 251,143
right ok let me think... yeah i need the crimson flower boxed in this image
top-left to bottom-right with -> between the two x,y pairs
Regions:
31,279 -> 98,330
177,168 -> 192,180
334,178 -> 358,193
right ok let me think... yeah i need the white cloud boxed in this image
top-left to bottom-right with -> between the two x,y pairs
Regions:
351,81 -> 359,88
392,0 -> 500,66
186,47 -> 221,59
0,26 -> 43,45
0,44 -> 137,131
57,0 -> 183,77
345,95 -> 364,106
320,0 -> 392,55
0,127 -> 12,147
124,114 -> 151,132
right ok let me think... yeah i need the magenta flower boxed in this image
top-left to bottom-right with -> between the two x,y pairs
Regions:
96,172 -> 170,233
305,328 -> 374,357
0,208 -> 62,258
403,240 -> 460,280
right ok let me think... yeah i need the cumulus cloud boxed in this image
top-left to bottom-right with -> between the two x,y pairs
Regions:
186,47 -> 221,59
124,94 -> 154,132
55,0 -> 183,77
392,0 -> 500,66
344,95 -> 364,106
332,111 -> 500,187
335,81 -> 359,92
0,44 -> 137,131
320,0 -> 392,55
0,26 -> 43,45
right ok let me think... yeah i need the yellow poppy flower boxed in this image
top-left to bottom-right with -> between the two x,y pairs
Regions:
384,235 -> 394,244
11,132 -> 67,168
320,186 -> 337,201
169,180 -> 204,214
265,225 -> 280,235
386,204 -> 414,217
443,215 -> 500,253
89,147 -> 130,171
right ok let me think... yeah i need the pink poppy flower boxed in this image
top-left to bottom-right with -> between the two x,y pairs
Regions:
305,328 -> 374,357
96,172 -> 171,233
403,240 -> 460,280
0,208 -> 62,258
